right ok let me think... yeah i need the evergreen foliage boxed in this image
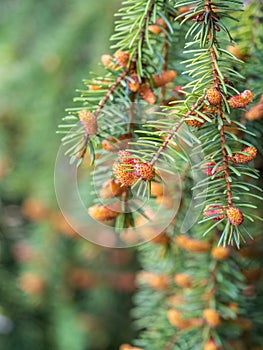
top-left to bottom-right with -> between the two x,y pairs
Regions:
60,0 -> 263,349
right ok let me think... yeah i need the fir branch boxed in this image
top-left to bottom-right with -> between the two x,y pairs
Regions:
150,97 -> 205,165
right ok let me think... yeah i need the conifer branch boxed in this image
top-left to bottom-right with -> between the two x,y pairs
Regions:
150,97 -> 205,165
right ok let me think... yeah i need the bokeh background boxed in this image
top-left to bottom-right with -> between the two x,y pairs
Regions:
0,1 -> 138,349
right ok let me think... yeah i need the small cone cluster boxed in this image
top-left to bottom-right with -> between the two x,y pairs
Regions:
139,84 -> 157,104
113,151 -> 155,185
88,203 -> 120,221
78,110 -> 98,135
228,90 -> 254,109
176,235 -> 210,253
206,88 -> 222,106
226,206 -> 244,226
229,146 -> 257,163
153,70 -> 177,87
203,205 -> 226,221
112,151 -> 139,187
203,309 -> 221,328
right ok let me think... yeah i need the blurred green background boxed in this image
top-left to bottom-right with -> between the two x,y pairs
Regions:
0,1 -> 137,349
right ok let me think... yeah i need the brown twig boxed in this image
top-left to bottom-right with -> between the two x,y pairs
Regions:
206,0 -> 233,207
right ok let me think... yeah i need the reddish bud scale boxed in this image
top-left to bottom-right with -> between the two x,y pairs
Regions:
228,90 -> 254,109
153,70 -> 177,87
226,206 -> 244,226
206,88 -> 222,106
201,162 -> 216,176
139,84 -> 157,104
134,162 -> 155,181
203,205 -> 226,221
229,146 -> 257,163
118,151 -> 137,164
78,110 -> 98,135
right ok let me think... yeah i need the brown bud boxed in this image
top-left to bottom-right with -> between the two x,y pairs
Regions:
243,268 -> 261,283
186,115 -> 206,128
112,162 -> 139,187
136,271 -> 169,290
128,74 -> 140,92
150,182 -> 164,197
101,54 -> 118,70
22,198 -> 50,222
78,110 -> 98,135
174,273 -> 193,288
227,45 -> 246,60
134,162 -> 155,181
120,344 -> 142,350
99,179 -> 126,199
176,235 -> 210,253
88,203 -> 120,221
206,88 -> 222,106
19,273 -> 45,295
204,340 -> 219,350
226,206 -> 244,226
139,84 -> 157,104
148,24 -> 163,35
211,246 -> 230,261
203,309 -> 221,328
114,51 -> 130,68
245,102 -> 263,120
229,146 -> 257,164
228,90 -> 254,109
153,70 -> 177,87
